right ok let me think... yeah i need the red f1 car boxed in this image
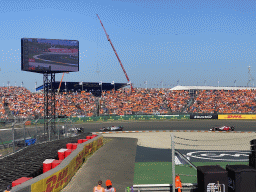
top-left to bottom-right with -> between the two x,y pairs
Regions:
210,126 -> 235,131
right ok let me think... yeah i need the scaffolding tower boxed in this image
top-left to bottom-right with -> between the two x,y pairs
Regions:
43,73 -> 56,140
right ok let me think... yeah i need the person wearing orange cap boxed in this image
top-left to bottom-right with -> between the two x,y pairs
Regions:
175,174 -> 182,192
105,180 -> 116,192
93,180 -> 105,192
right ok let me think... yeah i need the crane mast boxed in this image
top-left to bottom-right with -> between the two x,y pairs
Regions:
96,14 -> 133,92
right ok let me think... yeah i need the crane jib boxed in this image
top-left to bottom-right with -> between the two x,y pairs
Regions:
96,14 -> 133,92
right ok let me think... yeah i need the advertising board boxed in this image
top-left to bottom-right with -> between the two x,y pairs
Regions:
21,38 -> 79,73
31,137 -> 103,192
190,114 -> 218,119
218,114 -> 256,120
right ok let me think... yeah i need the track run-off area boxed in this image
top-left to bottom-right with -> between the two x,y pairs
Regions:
60,120 -> 256,191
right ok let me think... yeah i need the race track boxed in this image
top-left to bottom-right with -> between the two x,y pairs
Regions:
79,119 -> 256,132
61,120 -> 255,191
1,120 -> 255,145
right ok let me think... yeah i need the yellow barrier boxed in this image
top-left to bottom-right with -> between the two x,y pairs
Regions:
31,136 -> 103,192
218,114 -> 256,120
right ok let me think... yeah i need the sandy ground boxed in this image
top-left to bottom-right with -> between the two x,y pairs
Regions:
102,132 -> 256,151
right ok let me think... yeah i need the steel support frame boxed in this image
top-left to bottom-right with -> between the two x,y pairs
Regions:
44,73 -> 56,140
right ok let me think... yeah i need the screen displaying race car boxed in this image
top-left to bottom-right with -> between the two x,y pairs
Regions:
210,126 -> 235,131
100,126 -> 123,132
21,38 -> 79,73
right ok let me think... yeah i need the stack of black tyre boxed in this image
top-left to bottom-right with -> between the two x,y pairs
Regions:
249,139 -> 256,168
0,132 -> 91,191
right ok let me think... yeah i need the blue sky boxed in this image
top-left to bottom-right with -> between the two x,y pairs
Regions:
0,0 -> 256,92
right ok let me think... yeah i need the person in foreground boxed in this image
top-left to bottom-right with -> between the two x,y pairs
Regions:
105,180 -> 116,192
175,174 -> 182,192
93,180 -> 105,192
4,185 -> 11,192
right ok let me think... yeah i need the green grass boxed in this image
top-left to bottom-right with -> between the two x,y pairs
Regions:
133,161 -> 249,185
134,162 -> 197,184
193,161 -> 249,168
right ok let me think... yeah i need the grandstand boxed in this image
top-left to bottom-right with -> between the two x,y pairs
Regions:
0,85 -> 256,120
36,81 -> 127,97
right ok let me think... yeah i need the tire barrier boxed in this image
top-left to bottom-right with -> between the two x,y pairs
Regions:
10,135 -> 103,192
43,159 -> 55,173
12,177 -> 33,188
0,132 -> 95,192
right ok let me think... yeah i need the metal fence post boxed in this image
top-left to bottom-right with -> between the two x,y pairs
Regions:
64,119 -> 67,138
58,124 -> 60,140
35,123 -> 38,143
48,118 -> 52,141
23,122 -> 26,147
43,118 -> 45,137
57,119 -> 60,140
171,133 -> 175,192
12,121 -> 16,153
35,119 -> 39,143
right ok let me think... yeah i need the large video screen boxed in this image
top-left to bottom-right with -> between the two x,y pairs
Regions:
21,38 -> 79,73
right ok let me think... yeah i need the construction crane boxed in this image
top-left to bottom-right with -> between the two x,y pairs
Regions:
96,14 -> 133,92
57,72 -> 69,93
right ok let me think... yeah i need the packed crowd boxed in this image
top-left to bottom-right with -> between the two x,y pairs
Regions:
188,89 -> 256,114
0,86 -> 256,119
99,88 -> 190,115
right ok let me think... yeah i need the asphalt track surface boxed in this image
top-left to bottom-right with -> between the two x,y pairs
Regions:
1,120 -> 255,144
61,120 -> 255,191
61,137 -> 138,192
76,119 -> 256,132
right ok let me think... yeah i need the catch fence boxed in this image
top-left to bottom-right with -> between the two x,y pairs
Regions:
0,118 -> 76,158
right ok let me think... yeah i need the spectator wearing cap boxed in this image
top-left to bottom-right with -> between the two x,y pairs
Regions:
4,185 -> 11,192
94,180 -> 105,192
105,180 -> 116,192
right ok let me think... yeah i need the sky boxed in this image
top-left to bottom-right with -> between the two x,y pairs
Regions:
0,0 -> 256,92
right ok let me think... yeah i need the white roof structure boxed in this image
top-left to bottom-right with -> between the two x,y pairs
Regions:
170,85 -> 256,91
